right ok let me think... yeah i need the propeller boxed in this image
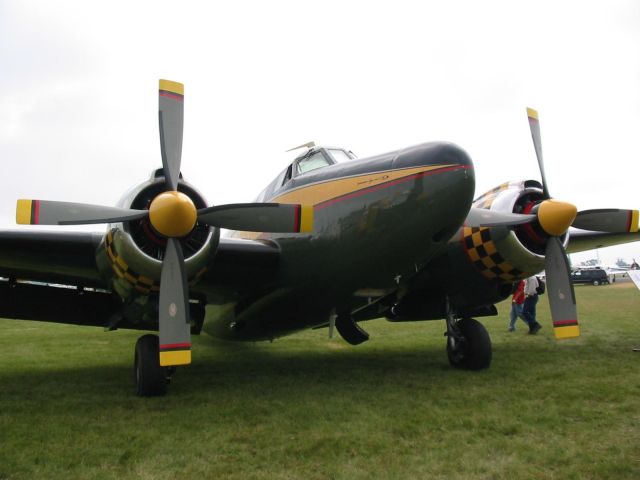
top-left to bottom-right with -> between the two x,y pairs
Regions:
525,108 -> 639,338
16,80 -> 314,366
466,108 -> 638,339
527,108 -> 550,199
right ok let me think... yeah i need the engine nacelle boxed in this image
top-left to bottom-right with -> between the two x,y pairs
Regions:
95,169 -> 219,301
461,180 -> 568,282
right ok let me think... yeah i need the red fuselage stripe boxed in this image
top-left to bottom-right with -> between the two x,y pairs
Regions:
627,211 -> 632,232
315,165 -> 472,211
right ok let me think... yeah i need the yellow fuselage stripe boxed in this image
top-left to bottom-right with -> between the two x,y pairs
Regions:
272,164 -> 453,206
234,164 -> 455,240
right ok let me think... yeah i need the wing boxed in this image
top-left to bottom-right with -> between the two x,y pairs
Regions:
193,237 -> 280,300
0,232 -> 281,331
566,229 -> 640,254
0,230 -> 105,287
0,230 -> 119,329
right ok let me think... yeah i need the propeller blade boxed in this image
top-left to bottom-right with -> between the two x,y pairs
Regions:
527,107 -> 550,199
159,79 -> 184,191
16,199 -> 147,225
198,203 -> 314,233
573,209 -> 639,233
158,238 -> 191,366
544,236 -> 579,339
465,207 -> 535,228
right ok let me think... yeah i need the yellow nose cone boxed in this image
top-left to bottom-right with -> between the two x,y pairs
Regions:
149,191 -> 197,238
537,199 -> 577,236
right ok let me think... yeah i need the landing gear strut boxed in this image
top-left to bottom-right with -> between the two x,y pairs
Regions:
444,299 -> 492,370
134,334 -> 171,396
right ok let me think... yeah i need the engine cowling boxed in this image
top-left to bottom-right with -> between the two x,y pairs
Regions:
460,180 -> 568,282
95,170 -> 219,301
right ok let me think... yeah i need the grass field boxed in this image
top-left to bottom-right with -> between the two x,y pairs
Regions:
1,283 -> 639,479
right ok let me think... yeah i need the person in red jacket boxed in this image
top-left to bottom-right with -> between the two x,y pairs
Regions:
508,280 -> 526,332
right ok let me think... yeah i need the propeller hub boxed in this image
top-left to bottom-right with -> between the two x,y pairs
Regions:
537,200 -> 577,236
149,191 -> 197,238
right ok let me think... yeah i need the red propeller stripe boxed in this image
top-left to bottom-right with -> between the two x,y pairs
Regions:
32,200 -> 40,224
553,319 -> 578,327
159,90 -> 184,102
293,205 -> 301,232
160,342 -> 191,351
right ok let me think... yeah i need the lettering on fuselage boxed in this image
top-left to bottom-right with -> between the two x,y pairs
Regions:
356,174 -> 390,186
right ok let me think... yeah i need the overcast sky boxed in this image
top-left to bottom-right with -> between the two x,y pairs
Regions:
1,0 -> 639,265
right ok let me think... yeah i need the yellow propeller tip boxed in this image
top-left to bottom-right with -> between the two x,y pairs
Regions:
299,205 -> 314,233
16,199 -> 37,225
160,349 -> 191,366
159,79 -> 184,96
554,325 -> 580,339
629,210 -> 639,233
527,107 -> 538,119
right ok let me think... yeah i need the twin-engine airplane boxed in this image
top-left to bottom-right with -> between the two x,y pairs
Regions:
1,80 -> 639,396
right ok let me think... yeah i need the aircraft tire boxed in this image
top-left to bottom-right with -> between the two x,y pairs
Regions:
447,318 -> 492,371
134,334 -> 168,397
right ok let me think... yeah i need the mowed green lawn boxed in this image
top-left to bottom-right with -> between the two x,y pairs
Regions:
1,284 -> 639,480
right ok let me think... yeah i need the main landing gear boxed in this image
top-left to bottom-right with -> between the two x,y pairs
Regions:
134,334 -> 172,396
444,300 -> 492,370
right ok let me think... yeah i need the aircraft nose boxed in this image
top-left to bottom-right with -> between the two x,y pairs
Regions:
392,142 -> 474,171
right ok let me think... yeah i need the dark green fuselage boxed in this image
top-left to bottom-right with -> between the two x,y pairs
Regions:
202,142 -> 476,340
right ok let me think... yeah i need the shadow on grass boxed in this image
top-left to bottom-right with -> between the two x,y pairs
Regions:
0,332 -> 605,403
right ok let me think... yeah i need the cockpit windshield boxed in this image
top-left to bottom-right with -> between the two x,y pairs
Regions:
296,152 -> 332,175
256,146 -> 356,202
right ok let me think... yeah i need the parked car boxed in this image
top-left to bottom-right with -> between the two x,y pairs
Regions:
570,268 -> 610,286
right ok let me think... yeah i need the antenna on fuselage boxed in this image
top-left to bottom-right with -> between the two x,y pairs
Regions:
285,141 -> 315,152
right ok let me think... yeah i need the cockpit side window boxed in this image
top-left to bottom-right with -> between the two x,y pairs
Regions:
327,148 -> 355,163
273,168 -> 288,190
296,152 -> 331,175
283,164 -> 293,185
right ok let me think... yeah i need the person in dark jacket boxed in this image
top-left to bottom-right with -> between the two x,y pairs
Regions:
523,276 -> 542,334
